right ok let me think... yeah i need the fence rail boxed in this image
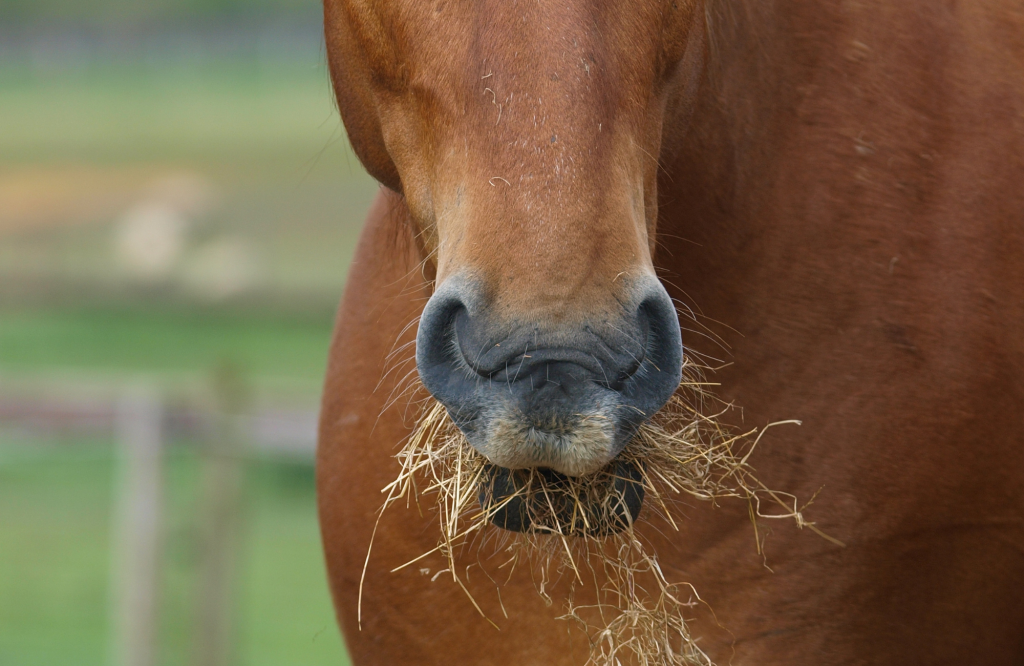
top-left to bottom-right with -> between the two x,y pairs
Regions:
0,382 -> 321,666
0,389 -> 318,457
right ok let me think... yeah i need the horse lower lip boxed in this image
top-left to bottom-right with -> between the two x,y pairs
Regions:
478,460 -> 645,536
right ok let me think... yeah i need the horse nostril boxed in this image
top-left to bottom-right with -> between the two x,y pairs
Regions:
621,285 -> 684,413
415,283 -> 474,403
417,277 -> 682,404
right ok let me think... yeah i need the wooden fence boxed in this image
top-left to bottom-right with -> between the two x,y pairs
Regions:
0,380 -> 319,666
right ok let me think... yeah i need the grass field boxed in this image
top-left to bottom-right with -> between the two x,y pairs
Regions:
0,46 -> 376,665
0,439 -> 349,666
0,60 -> 346,165
0,61 -> 378,307
0,305 -> 335,397
0,56 -> 378,384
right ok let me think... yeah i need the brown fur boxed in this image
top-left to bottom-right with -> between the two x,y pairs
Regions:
318,1 -> 1024,663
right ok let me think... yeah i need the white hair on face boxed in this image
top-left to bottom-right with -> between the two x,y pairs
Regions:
475,392 -> 620,476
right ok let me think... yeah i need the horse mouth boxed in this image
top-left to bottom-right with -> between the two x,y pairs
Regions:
477,459 -> 645,537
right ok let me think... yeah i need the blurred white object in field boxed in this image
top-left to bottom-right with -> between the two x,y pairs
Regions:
144,172 -> 219,219
114,202 -> 189,279
183,236 -> 260,300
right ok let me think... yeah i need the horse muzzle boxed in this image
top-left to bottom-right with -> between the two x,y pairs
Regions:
415,272 -> 682,492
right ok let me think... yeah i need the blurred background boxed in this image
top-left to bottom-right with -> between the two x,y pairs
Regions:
0,0 -> 376,664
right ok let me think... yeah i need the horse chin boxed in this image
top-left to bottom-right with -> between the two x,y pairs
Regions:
467,391 -> 628,477
477,459 -> 645,537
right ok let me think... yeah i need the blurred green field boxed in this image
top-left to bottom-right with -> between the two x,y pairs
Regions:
0,35 -> 376,666
1,0 -> 313,24
0,56 -> 377,380
0,62 -> 377,309
0,439 -> 348,666
0,64 -> 346,164
0,305 -> 334,396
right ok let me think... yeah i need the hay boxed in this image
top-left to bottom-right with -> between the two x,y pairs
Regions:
362,366 -> 836,665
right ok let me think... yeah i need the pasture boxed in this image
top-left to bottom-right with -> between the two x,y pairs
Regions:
0,440 -> 346,666
0,49 -> 374,665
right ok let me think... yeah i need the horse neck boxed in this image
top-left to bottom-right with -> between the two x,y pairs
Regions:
659,0 -> 1024,364
655,0 -> 921,322
654,0 -> 804,315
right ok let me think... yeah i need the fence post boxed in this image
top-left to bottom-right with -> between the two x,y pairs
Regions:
111,386 -> 164,666
192,364 -> 248,666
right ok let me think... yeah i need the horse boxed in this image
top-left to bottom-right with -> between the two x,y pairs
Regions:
316,0 -> 1024,663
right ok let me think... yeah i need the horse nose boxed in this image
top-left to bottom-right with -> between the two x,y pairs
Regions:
484,354 -> 624,416
415,274 -> 682,475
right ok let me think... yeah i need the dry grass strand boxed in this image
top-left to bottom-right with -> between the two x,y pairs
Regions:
364,367 -> 835,665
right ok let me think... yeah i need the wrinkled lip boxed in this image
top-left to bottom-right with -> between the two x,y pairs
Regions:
477,459 -> 645,536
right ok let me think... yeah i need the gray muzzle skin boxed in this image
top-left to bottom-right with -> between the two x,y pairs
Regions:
415,273 -> 683,531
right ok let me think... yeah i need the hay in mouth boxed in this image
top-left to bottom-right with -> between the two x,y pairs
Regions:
478,459 -> 646,536
361,371 -> 837,665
